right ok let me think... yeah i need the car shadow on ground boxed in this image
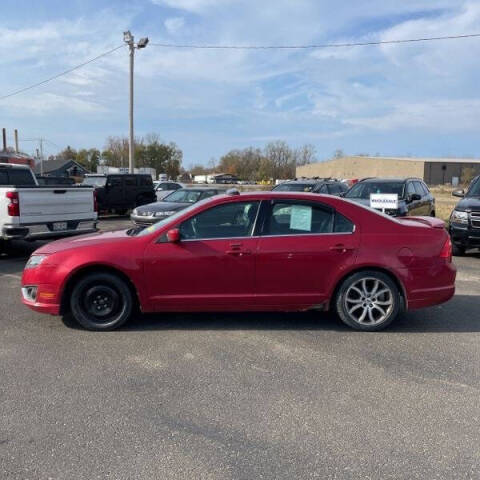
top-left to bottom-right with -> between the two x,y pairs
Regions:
61,294 -> 480,334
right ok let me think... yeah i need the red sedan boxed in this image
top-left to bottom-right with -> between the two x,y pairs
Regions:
21,191 -> 456,331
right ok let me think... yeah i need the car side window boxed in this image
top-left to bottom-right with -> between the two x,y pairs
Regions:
199,190 -> 217,200
171,183 -> 182,190
316,184 -> 328,193
264,202 -> 334,236
334,213 -> 355,233
157,182 -> 169,190
328,184 -> 341,194
413,182 -> 425,196
406,182 -> 416,195
420,182 -> 430,195
108,176 -> 122,187
125,176 -> 136,187
179,201 -> 260,240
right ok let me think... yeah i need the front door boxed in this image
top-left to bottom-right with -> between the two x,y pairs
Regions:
106,175 -> 125,208
143,200 -> 260,311
255,200 -> 359,308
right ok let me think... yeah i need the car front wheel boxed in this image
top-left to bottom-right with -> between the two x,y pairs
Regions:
335,271 -> 401,331
70,273 -> 133,331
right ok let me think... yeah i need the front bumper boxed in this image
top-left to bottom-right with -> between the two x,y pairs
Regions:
21,283 -> 61,315
2,220 -> 97,241
130,213 -> 162,226
449,223 -> 480,248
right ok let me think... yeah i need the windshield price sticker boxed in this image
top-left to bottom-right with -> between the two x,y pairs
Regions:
370,194 -> 399,211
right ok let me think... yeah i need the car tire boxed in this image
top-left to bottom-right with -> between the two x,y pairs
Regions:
70,273 -> 133,331
335,271 -> 401,331
452,243 -> 465,257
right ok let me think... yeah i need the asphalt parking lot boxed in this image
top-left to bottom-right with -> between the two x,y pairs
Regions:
1,217 -> 480,479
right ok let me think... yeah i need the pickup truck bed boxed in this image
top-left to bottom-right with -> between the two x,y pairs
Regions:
1,185 -> 97,241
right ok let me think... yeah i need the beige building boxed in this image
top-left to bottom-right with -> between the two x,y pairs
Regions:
296,156 -> 480,185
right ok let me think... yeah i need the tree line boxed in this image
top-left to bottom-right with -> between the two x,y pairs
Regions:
54,133 -> 183,180
190,141 -> 316,182
53,137 -> 316,182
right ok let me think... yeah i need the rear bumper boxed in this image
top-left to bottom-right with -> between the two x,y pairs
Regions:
2,220 -> 97,241
407,284 -> 455,310
449,224 -> 480,248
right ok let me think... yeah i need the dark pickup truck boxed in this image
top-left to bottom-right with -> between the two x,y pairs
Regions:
82,174 -> 156,215
449,176 -> 480,255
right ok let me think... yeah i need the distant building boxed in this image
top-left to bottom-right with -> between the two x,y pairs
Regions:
296,156 -> 480,185
0,151 -> 35,169
33,159 -> 89,177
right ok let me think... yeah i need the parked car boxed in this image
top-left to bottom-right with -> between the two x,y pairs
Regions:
272,179 -> 349,195
0,163 -> 97,253
155,181 -> 184,201
36,176 -> 75,186
82,174 -> 156,215
343,177 -> 435,217
449,175 -> 480,256
131,187 -> 224,226
22,191 -> 455,332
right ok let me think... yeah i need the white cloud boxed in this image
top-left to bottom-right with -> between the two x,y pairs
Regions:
164,17 -> 185,34
153,0 -> 235,13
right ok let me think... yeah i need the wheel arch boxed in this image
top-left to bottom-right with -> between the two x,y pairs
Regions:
59,264 -> 141,315
328,266 -> 407,312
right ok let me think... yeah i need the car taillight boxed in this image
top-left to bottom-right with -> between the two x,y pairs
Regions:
6,191 -> 20,217
440,236 -> 452,263
93,190 -> 98,213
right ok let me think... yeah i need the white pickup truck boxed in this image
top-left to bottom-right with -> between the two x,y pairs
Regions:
0,163 -> 97,250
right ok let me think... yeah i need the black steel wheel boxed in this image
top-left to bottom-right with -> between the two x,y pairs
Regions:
70,273 -> 133,331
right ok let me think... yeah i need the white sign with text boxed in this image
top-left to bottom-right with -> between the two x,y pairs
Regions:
370,193 -> 399,211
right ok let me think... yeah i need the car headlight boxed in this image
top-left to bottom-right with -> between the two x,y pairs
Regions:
450,210 -> 468,225
25,255 -> 47,270
154,211 -> 176,217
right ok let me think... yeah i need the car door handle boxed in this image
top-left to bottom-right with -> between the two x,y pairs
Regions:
330,244 -> 354,253
226,249 -> 252,256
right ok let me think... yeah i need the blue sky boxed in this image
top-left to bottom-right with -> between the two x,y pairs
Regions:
1,0 -> 480,166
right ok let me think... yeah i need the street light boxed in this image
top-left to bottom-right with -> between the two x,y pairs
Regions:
123,30 -> 149,173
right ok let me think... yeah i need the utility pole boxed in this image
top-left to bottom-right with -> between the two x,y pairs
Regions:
39,138 -> 44,175
123,31 -> 149,173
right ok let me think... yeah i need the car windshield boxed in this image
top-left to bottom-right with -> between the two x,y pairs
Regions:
273,183 -> 315,192
345,181 -> 405,199
164,189 -> 202,203
467,178 -> 480,196
82,176 -> 107,187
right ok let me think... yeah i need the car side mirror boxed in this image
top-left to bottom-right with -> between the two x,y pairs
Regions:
452,189 -> 465,198
167,228 -> 180,243
408,193 -> 421,202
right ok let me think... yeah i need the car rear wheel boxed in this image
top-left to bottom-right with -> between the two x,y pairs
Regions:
335,271 -> 401,331
70,273 -> 133,331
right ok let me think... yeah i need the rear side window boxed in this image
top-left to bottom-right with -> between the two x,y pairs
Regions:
8,169 -> 36,186
406,182 -> 416,195
334,213 -> 355,233
265,202 -> 334,235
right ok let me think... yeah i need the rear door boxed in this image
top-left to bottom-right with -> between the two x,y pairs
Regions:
255,199 -> 359,308
405,181 -> 422,215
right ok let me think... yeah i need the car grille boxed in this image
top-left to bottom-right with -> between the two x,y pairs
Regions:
471,211 -> 480,229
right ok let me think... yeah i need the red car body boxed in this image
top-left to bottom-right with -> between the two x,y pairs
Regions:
22,192 -> 456,322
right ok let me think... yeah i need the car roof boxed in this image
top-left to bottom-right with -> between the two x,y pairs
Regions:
359,177 -> 421,183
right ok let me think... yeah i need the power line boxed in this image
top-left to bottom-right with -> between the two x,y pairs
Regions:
0,44 -> 125,101
150,33 -> 480,49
